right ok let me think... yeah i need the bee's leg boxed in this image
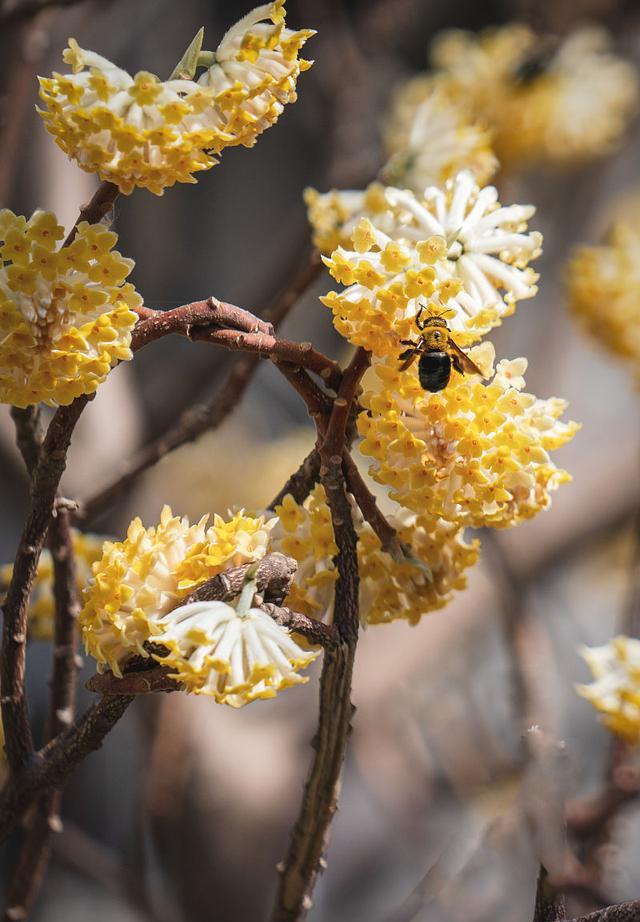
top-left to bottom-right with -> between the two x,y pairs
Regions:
399,339 -> 416,347
398,349 -> 418,371
451,354 -> 465,375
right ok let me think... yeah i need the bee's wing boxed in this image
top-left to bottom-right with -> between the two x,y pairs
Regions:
448,339 -> 484,377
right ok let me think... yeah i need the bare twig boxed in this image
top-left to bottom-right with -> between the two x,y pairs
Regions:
1,395 -> 89,775
3,505 -> 81,922
9,407 -> 43,477
534,865 -> 567,922
0,693 -> 133,844
271,350 -> 367,922
0,0 -> 87,26
63,181 -> 119,246
564,900 -> 640,922
80,252 -> 323,525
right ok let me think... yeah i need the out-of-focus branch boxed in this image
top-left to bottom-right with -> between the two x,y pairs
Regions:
0,0 -> 87,27
270,350 -> 367,922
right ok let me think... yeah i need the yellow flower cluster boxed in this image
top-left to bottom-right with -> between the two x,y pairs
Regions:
152,598 -> 319,707
358,343 -> 578,528
567,223 -> 640,378
319,171 -> 541,354
38,3 -> 313,195
382,82 -> 498,193
0,530 -> 104,640
272,485 -> 479,625
0,210 -> 140,408
80,505 -> 276,675
415,24 -> 638,168
577,636 -> 640,742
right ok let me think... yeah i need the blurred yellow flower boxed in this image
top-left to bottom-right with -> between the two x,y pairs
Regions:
567,223 -> 640,377
153,598 -> 319,707
427,25 -> 638,168
358,343 -> 578,528
320,172 -> 541,354
0,530 -> 104,641
382,81 -> 498,192
80,505 -> 276,675
38,3 -> 313,195
577,636 -> 640,742
272,485 -> 479,625
0,210 -> 140,408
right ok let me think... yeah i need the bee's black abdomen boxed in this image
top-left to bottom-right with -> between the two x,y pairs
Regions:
418,352 -> 451,392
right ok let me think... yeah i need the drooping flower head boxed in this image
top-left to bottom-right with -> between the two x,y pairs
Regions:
427,24 -> 638,168
271,484 -> 479,625
152,598 -> 319,707
567,223 -> 640,380
197,1 -> 315,150
80,505 -> 276,675
38,3 -> 314,195
577,636 -> 640,742
382,81 -> 498,193
0,530 -> 104,640
0,210 -> 140,407
320,172 -> 541,355
358,343 -> 578,528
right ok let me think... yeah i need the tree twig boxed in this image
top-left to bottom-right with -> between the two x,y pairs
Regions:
79,252 -> 323,525
1,396 -> 89,775
270,350 -> 367,921
0,693 -> 133,844
0,0 -> 88,27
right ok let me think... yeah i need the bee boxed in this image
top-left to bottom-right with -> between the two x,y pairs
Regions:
398,307 -> 483,392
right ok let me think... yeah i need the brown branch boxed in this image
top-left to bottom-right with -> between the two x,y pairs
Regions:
564,900 -> 640,922
0,0 -> 87,26
3,505 -> 81,922
63,181 -> 119,247
341,451 -> 399,554
270,350 -> 367,922
0,694 -> 133,844
321,347 -> 369,460
1,396 -> 89,776
534,865 -> 567,922
9,407 -> 43,477
79,253 -> 322,525
261,604 -> 338,649
129,298 -> 341,391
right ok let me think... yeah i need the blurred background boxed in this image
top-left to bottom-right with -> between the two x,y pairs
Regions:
2,0 -> 640,919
